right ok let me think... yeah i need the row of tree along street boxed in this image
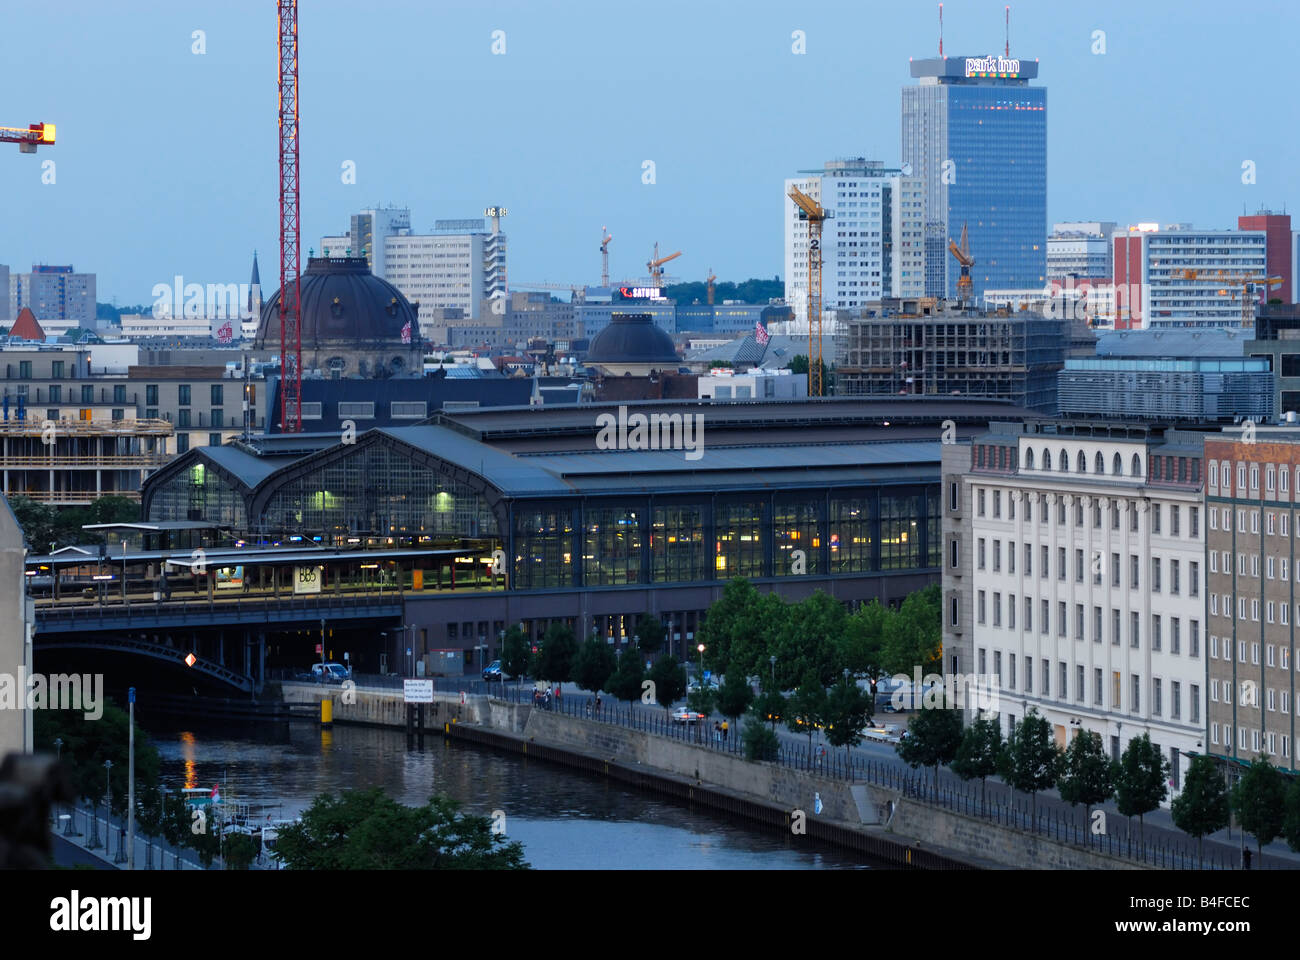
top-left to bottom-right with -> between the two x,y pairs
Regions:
502,579 -> 943,763
898,702 -> 1300,867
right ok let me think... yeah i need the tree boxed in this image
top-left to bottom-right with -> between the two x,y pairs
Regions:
8,496 -> 55,551
788,354 -> 831,392
754,688 -> 786,732
998,709 -> 1059,826
1172,755 -> 1231,866
840,599 -> 887,687
772,591 -> 848,688
742,712 -> 780,761
785,671 -> 828,750
606,644 -> 646,708
572,634 -> 616,697
501,626 -> 530,693
715,669 -> 755,737
274,789 -> 528,869
1114,733 -> 1169,846
633,614 -> 667,657
35,700 -> 161,820
694,579 -> 758,674
686,683 -> 716,718
1056,731 -> 1115,830
535,622 -> 578,685
895,693 -> 962,791
950,712 -> 1003,813
1232,755 -> 1286,866
158,790 -> 192,868
648,654 -> 687,716
1281,776 -> 1300,854
222,833 -> 259,870
881,585 -> 942,677
823,675 -> 873,765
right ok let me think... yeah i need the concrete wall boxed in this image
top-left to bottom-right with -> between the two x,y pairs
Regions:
0,497 -> 31,755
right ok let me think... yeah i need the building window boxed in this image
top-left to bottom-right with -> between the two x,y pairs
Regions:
1130,611 -> 1140,648
1151,557 -> 1161,592
113,384 -> 126,404
208,433 -> 222,447
177,409 -> 191,428
1040,599 -> 1048,634
1171,559 -> 1181,595
1112,608 -> 1120,646
1152,615 -> 1161,651
177,433 -> 189,453
993,593 -> 1002,627
1171,618 -> 1180,655
978,538 -> 986,569
1131,674 -> 1140,713
1093,606 -> 1102,644
1130,554 -> 1139,589
1094,668 -> 1103,705
146,384 -> 159,405
977,591 -> 986,624
211,384 -> 224,406
81,385 -> 93,404
178,384 -> 191,406
1058,601 -> 1066,637
1189,561 -> 1198,597
1191,685 -> 1199,724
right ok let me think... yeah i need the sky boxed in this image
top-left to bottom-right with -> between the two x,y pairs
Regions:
5,0 -> 1298,304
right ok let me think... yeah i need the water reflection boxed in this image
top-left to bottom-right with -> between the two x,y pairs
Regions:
147,721 -> 874,870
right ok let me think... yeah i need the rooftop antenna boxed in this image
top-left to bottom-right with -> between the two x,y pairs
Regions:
1005,5 -> 1010,57
938,3 -> 944,57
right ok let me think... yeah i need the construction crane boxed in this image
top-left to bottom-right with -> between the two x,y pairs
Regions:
948,223 -> 974,304
0,123 -> 55,153
1173,269 -> 1285,326
278,0 -> 303,432
646,243 -> 681,290
600,227 -> 613,288
788,185 -> 831,397
706,269 -> 717,306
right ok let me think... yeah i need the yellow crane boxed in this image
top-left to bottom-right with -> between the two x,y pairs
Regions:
706,268 -> 717,306
788,185 -> 831,396
600,227 -> 613,287
1173,269 -> 1285,326
948,223 -> 974,304
646,242 -> 681,289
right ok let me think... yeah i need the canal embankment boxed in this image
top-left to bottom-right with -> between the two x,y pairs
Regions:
280,682 -> 1155,870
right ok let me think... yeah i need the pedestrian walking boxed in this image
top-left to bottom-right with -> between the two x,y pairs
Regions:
721,719 -> 728,741
713,720 -> 721,742
594,695 -> 602,715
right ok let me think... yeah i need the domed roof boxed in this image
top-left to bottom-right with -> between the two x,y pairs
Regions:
254,257 -> 417,350
586,313 -> 678,365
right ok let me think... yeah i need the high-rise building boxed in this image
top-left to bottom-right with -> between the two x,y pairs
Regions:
1237,210 -> 1292,305
1112,225 -> 1268,330
0,264 -> 9,328
1047,222 -> 1116,281
946,421 -> 1207,802
9,264 -> 96,334
903,54 -> 1046,300
783,158 -> 925,327
321,209 -> 508,330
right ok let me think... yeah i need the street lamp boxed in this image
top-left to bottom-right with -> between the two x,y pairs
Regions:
103,759 -> 114,855
769,655 -> 777,689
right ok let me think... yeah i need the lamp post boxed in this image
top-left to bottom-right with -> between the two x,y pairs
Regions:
51,738 -> 63,828
769,655 -> 778,731
103,759 -> 114,856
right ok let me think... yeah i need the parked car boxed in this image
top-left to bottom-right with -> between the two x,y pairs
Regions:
687,677 -> 720,693
311,662 -> 350,683
483,659 -> 503,681
671,706 -> 706,724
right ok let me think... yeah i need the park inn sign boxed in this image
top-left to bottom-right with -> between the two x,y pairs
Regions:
966,56 -> 1020,76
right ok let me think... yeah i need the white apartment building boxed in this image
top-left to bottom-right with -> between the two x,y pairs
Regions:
946,421 -> 1207,803
1113,225 -> 1269,329
9,265 -> 97,334
1047,221 -> 1116,280
784,158 -> 925,328
321,211 -> 508,331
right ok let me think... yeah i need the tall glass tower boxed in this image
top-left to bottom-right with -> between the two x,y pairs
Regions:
902,55 -> 1046,300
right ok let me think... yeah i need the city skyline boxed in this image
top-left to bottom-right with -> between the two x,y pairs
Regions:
4,0 -> 1297,304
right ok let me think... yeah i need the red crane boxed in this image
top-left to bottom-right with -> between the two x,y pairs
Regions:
278,0 -> 303,433
0,123 -> 55,152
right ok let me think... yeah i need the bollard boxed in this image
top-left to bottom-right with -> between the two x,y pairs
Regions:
321,698 -> 333,727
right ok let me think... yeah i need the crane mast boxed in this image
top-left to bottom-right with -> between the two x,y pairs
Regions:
788,185 -> 830,397
278,0 -> 303,433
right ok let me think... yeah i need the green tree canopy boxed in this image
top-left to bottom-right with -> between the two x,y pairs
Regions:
840,599 -> 887,683
633,614 -> 667,657
823,675 -> 873,763
715,668 -> 755,734
35,701 -> 160,813
998,709 -> 1059,824
1056,731 -> 1115,827
785,671 -> 828,749
950,712 -> 1003,812
1114,733 -> 1170,845
881,584 -> 942,676
647,654 -> 687,713
572,634 -> 617,696
606,644 -> 646,707
274,789 -> 528,869
534,622 -> 578,685
501,626 -> 531,688
772,591 -> 848,689
1172,755 -> 1231,865
895,693 -> 963,790
1232,755 -> 1286,864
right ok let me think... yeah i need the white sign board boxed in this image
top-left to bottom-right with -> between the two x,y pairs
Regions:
293,565 -> 322,594
403,679 -> 434,703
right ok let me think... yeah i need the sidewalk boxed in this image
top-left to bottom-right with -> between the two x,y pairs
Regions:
49,803 -> 212,871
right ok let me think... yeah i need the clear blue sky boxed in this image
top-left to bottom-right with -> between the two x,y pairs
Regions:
5,0 -> 1297,304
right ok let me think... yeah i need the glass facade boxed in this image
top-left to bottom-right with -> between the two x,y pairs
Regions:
260,443 -> 500,546
149,461 -> 247,529
514,504 -> 575,590
903,81 -> 1047,298
652,503 -> 707,584
774,497 -> 821,576
583,503 -> 642,586
829,496 -> 873,573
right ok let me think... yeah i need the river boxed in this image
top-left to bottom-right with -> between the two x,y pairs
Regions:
147,719 -> 874,869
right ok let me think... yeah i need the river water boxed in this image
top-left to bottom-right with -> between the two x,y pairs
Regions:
147,720 -> 873,870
